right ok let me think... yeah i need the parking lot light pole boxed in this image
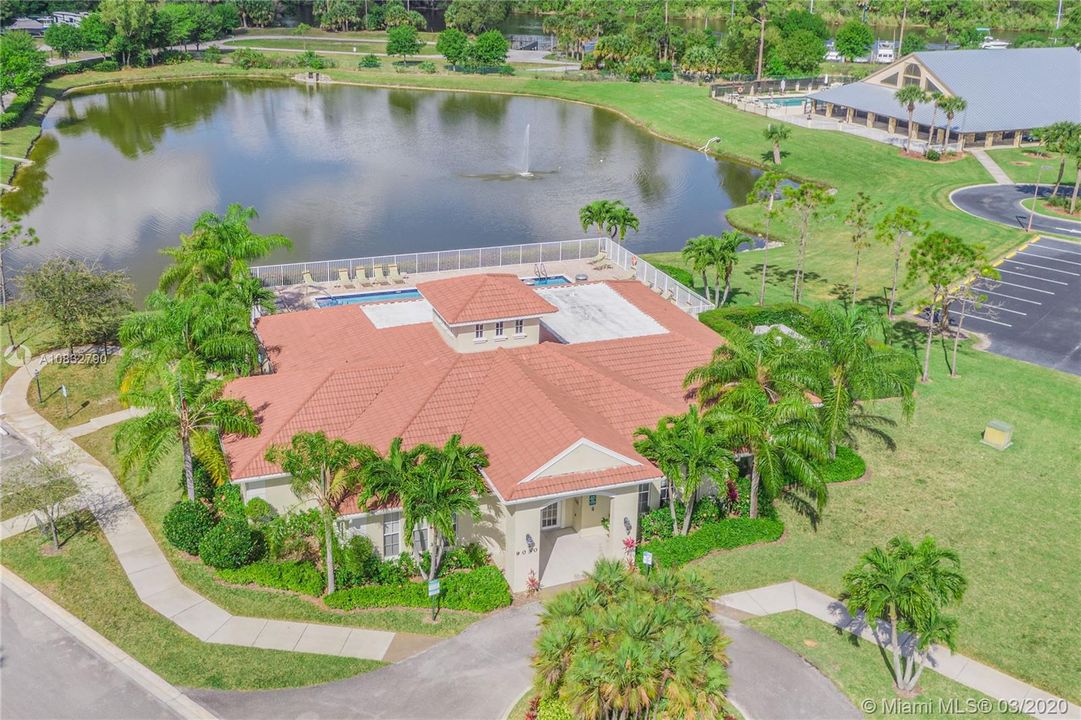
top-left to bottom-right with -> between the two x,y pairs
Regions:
1027,165 -> 1051,232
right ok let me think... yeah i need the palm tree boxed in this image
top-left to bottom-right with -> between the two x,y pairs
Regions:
763,123 -> 791,165
803,304 -> 917,459
747,171 -> 785,306
265,431 -> 371,594
158,204 -> 291,297
532,559 -> 730,720
714,232 -> 744,306
708,393 -> 827,520
875,205 -> 924,320
603,202 -> 640,241
936,95 -> 967,153
681,235 -> 715,303
115,359 -> 259,501
841,536 -> 967,692
578,200 -> 616,237
1034,121 -> 1081,196
843,192 -> 881,304
401,435 -> 488,579
894,85 -> 928,153
683,329 -> 810,410
925,91 -> 943,151
634,405 -> 737,536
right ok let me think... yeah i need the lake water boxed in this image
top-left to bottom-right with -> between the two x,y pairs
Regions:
5,80 -> 759,294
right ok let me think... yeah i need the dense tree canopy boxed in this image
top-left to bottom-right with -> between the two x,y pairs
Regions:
445,0 -> 511,34
0,30 -> 45,106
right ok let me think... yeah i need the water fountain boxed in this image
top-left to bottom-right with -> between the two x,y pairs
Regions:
519,123 -> 533,177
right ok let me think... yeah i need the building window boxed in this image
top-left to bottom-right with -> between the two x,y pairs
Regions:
474,324 -> 484,340
926,80 -> 942,95
495,321 -> 505,337
902,62 -> 921,87
880,72 -> 899,87
541,502 -> 559,529
659,479 -> 671,505
515,319 -> 525,335
638,483 -> 651,513
383,513 -> 400,558
415,519 -> 429,553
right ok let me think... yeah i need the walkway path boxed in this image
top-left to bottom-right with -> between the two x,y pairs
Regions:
717,581 -> 1080,720
0,358 -> 432,664
63,406 -> 149,439
970,147 -> 1014,184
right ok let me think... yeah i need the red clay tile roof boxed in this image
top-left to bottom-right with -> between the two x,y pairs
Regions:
417,273 -> 557,325
223,279 -> 724,505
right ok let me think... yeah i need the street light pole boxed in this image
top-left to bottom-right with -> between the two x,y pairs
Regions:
1027,165 -> 1051,232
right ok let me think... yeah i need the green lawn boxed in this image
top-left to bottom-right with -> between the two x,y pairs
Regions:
224,37 -> 439,56
694,337 -> 1081,703
1,512 -> 379,689
0,305 -> 61,387
74,425 -> 480,637
0,476 -> 78,520
27,358 -> 125,429
986,147 -> 1078,185
745,612 -> 1021,719
1021,197 -> 1079,220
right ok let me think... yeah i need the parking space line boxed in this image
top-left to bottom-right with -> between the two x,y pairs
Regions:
1020,252 -> 1081,267
997,269 -> 1069,285
961,314 -> 1013,328
1034,239 -> 1081,255
989,279 -> 1055,294
1003,259 -> 1081,276
980,304 -> 1027,316
971,288 -> 1042,305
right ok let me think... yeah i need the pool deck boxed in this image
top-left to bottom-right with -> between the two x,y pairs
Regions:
274,258 -> 640,312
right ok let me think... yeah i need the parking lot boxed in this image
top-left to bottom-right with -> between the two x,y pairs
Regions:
948,236 -> 1081,375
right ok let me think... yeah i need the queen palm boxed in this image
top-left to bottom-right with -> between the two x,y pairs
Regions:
680,234 -> 715,302
748,170 -> 785,306
708,392 -> 827,520
265,431 -> 371,594
578,200 -> 616,237
602,202 -> 640,241
763,123 -> 790,165
841,536 -> 966,692
630,414 -> 683,534
894,85 -> 928,153
804,304 -> 917,459
714,232 -> 744,306
936,95 -> 967,152
925,91 -> 944,150
115,358 -> 259,501
158,204 -> 292,297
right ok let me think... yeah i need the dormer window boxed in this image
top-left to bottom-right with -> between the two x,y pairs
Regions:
474,324 -> 484,340
495,321 -> 505,338
515,319 -> 525,336
903,62 -> 922,87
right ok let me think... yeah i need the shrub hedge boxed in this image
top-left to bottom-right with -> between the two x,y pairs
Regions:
199,518 -> 261,569
537,698 -> 575,720
325,565 -> 511,613
637,518 -> 784,569
699,302 -> 812,337
821,446 -> 866,483
653,263 -> 696,290
162,500 -> 217,555
218,560 -> 325,597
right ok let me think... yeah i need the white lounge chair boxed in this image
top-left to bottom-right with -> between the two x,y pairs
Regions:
336,268 -> 355,289
357,268 -> 374,287
387,263 -> 406,284
302,270 -> 316,286
374,266 -> 391,285
588,251 -> 607,266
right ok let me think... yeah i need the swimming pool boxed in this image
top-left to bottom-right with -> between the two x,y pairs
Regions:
316,288 -> 422,307
523,275 -> 571,286
768,96 -> 808,107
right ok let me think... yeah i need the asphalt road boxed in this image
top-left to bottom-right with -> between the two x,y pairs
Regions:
949,236 -> 1081,375
951,184 -> 1081,239
0,589 -> 179,720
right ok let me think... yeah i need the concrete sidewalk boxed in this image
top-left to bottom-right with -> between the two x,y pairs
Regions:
63,406 -> 150,438
718,581 -> 1080,720
0,359 -> 429,664
970,148 -> 1014,184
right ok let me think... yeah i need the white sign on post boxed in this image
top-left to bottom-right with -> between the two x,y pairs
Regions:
642,551 -> 653,567
428,579 -> 440,597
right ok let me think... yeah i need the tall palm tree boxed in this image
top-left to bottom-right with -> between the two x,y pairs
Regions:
782,183 -> 834,303
894,85 -> 928,153
843,191 -> 881,304
603,202 -> 640,241
631,414 -> 684,534
748,170 -> 785,306
841,536 -> 966,692
936,95 -> 967,153
708,393 -> 827,520
803,304 -> 917,459
115,359 -> 259,501
402,435 -> 488,579
681,234 -> 715,303
714,232 -> 744,306
763,123 -> 791,165
265,431 -> 372,594
925,91 -> 944,151
1034,121 -> 1080,197
158,204 -> 292,297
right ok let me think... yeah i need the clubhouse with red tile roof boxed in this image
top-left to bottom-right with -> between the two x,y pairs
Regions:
224,274 -> 722,591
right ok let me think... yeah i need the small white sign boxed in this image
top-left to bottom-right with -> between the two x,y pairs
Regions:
428,579 -> 440,597
60,384 -> 68,398
642,551 -> 653,566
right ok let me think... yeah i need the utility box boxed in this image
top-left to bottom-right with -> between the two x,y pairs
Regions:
981,420 -> 1013,450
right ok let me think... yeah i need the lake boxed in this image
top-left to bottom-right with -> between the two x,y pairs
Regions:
5,80 -> 760,294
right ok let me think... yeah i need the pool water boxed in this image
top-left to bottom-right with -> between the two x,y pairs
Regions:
316,288 -> 422,307
769,96 -> 808,107
524,275 -> 571,286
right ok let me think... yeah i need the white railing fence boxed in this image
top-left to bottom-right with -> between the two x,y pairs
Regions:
250,237 -> 714,316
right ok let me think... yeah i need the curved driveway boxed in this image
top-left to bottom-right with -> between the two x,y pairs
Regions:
951,184 -> 1081,238
187,602 -> 858,720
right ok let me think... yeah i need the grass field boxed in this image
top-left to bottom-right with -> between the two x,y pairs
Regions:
694,336 -> 1081,703
0,512 -> 380,689
1021,197 -> 1079,220
224,37 -> 440,56
745,612 -> 1021,719
26,358 -> 124,429
986,147 -> 1079,185
74,425 -> 481,637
